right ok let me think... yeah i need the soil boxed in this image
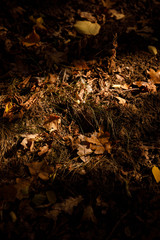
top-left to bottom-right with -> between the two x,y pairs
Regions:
0,0 -> 160,239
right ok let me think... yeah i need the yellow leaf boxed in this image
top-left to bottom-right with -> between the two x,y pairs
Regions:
152,166 -> 160,183
36,17 -> 44,24
5,102 -> 12,113
148,45 -> 157,55
74,21 -> 101,36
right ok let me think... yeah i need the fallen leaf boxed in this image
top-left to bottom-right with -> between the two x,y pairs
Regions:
15,178 -> 32,200
94,145 -> 105,154
4,101 -> 13,113
148,45 -> 157,55
32,193 -> 46,206
85,135 -> 102,145
46,191 -> 57,204
21,134 -> 39,151
44,114 -> 61,132
116,96 -> 126,105
10,211 -> 17,223
38,172 -> 50,181
11,6 -> 25,18
22,29 -> 40,47
109,9 -> 125,20
3,101 -> 24,121
79,11 -> 97,22
101,0 -> 115,8
82,205 -> 97,223
72,59 -> 89,70
147,68 -> 160,84
77,144 -> 93,157
45,196 -> 83,221
38,144 -> 49,156
74,21 -> 101,36
26,161 -> 44,175
152,166 -> 160,183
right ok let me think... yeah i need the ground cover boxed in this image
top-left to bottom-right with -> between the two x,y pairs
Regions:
0,0 -> 160,239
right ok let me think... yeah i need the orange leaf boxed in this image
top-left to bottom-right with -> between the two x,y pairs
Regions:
152,166 -> 160,183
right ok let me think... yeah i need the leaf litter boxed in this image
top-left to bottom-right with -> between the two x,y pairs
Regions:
0,0 -> 160,239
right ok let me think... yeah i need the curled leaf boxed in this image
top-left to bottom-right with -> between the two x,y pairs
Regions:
74,20 -> 101,36
148,45 -> 157,55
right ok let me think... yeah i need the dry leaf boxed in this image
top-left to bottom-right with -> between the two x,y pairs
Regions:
82,205 -> 97,223
38,172 -> 50,181
101,0 -> 115,8
147,68 -> 160,84
46,191 -> 57,204
32,193 -> 46,206
109,9 -> 125,20
116,96 -> 126,105
15,178 -> 32,200
38,144 -> 49,156
79,11 -> 97,22
152,166 -> 160,183
10,211 -> 17,223
72,59 -> 89,70
77,144 -> 93,157
26,161 -> 44,175
21,134 -> 39,151
148,45 -> 157,55
74,21 -> 101,36
22,29 -> 40,47
85,135 -> 102,145
94,145 -> 105,154
44,114 -> 61,132
45,196 -> 83,221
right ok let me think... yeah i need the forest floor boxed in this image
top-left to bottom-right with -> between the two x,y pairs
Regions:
0,0 -> 160,239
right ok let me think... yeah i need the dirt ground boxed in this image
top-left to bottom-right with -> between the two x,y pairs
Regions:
0,0 -> 160,239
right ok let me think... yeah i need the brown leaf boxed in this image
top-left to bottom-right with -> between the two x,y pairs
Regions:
38,172 -> 50,181
44,114 -> 61,132
21,134 -> 39,151
148,69 -> 160,84
46,196 -> 83,221
22,29 -> 40,47
77,144 -> 93,157
79,11 -> 97,22
85,135 -> 102,145
38,144 -> 49,156
116,96 -> 126,105
26,161 -> 44,176
72,59 -> 89,70
82,205 -> 97,223
15,178 -> 32,200
94,145 -> 105,154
